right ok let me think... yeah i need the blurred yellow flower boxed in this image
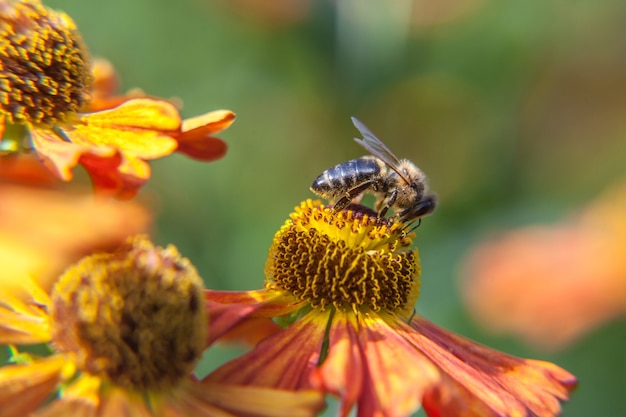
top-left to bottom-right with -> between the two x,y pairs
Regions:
460,182 -> 626,350
0,0 -> 235,198
0,236 -> 325,417
205,200 -> 576,417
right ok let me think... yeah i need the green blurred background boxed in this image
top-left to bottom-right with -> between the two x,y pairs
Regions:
43,0 -> 626,415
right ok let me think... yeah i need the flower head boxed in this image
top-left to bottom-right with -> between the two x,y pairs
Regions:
205,200 -> 577,417
0,236 -> 325,417
0,0 -> 235,198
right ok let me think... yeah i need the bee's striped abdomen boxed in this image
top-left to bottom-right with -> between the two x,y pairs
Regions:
311,156 -> 381,198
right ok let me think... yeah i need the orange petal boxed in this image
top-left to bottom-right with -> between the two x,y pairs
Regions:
205,289 -> 301,346
65,98 -> 180,159
0,355 -> 67,417
355,313 -> 439,417
32,400 -> 96,417
176,135 -> 227,161
204,312 -> 325,390
97,387 -> 153,417
218,317 -> 281,346
405,316 -> 577,417
176,110 -> 235,161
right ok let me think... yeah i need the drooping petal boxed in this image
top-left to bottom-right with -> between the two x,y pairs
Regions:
0,355 -> 69,417
310,312 -> 364,417
205,289 -> 303,346
176,110 -> 235,161
78,151 -> 146,199
204,312 -> 325,390
404,316 -> 577,417
29,127 -> 115,181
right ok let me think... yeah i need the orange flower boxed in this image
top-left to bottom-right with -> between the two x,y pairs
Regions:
0,235 -> 325,417
204,200 -> 577,417
460,183 -> 626,350
0,0 -> 235,198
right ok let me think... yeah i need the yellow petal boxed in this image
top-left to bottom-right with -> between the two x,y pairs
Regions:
66,99 -> 180,159
185,380 -> 326,417
0,305 -> 50,344
0,273 -> 51,343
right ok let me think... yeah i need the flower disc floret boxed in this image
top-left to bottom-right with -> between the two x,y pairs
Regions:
265,200 -> 420,314
0,0 -> 92,126
49,236 -> 207,392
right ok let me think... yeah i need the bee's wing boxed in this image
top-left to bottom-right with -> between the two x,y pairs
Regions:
351,117 -> 411,184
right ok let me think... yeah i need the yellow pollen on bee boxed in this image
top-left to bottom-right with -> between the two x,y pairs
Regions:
265,200 -> 421,316
0,0 -> 92,126
49,236 -> 207,392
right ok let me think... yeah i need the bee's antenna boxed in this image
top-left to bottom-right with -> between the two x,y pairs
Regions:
406,219 -> 421,234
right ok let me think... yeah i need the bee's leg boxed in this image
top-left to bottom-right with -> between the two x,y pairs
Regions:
377,189 -> 398,218
333,180 -> 376,212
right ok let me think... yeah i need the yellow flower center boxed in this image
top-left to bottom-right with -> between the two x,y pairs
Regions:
0,0 -> 92,126
49,236 -> 207,392
265,200 -> 421,316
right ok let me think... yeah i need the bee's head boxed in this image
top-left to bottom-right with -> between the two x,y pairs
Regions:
399,194 -> 437,223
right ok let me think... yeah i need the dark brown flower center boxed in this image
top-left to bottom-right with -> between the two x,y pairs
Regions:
50,236 -> 207,392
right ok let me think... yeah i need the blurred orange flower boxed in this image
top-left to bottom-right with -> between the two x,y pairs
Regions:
0,180 -> 151,296
0,0 -> 235,199
460,183 -> 626,350
204,200 -> 576,417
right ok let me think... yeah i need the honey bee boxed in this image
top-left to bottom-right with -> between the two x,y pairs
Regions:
310,117 -> 436,224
